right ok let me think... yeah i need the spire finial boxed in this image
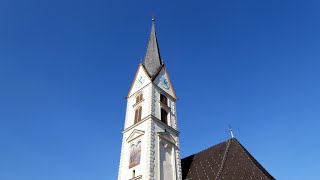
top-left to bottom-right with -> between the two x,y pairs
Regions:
228,124 -> 234,138
152,16 -> 155,21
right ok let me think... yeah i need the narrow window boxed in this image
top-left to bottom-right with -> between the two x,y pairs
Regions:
134,106 -> 142,124
136,93 -> 143,103
137,107 -> 142,122
160,94 -> 167,106
161,108 -> 168,125
134,109 -> 138,124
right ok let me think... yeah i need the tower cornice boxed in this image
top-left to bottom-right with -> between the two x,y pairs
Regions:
122,115 -> 180,135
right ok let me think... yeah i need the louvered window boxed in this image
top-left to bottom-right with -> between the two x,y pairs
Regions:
134,106 -> 142,124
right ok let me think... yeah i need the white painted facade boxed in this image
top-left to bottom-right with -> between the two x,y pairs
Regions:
118,65 -> 182,180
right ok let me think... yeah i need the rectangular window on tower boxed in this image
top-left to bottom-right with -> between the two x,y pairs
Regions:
160,94 -> 168,106
136,93 -> 143,104
161,108 -> 168,125
134,106 -> 142,124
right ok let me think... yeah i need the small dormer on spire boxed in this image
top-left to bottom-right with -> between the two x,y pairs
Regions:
143,18 -> 163,78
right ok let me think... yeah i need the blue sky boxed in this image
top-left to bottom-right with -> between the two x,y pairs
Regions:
1,0 -> 320,179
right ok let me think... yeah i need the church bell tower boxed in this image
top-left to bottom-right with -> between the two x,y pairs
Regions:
118,19 -> 182,180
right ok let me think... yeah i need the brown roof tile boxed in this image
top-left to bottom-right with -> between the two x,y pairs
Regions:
181,138 -> 275,180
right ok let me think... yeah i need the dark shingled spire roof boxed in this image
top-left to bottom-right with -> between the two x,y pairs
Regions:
143,18 -> 163,78
181,138 -> 275,180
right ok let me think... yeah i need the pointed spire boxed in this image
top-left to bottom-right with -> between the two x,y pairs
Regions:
143,17 -> 162,78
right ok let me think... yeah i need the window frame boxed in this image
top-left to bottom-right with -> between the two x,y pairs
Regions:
134,106 -> 142,124
160,94 -> 168,106
136,93 -> 143,104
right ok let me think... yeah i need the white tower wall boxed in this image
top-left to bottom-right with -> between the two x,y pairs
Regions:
118,19 -> 181,180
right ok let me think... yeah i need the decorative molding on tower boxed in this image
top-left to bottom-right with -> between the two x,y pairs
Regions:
151,85 -> 156,116
173,101 -> 179,131
144,119 -> 156,179
176,137 -> 183,180
158,131 -> 177,145
129,175 -> 142,180
126,129 -> 145,142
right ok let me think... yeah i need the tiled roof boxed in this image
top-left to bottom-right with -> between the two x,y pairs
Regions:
181,138 -> 275,180
143,19 -> 162,78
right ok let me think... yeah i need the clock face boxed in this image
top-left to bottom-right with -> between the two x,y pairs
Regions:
159,75 -> 170,90
135,75 -> 145,88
